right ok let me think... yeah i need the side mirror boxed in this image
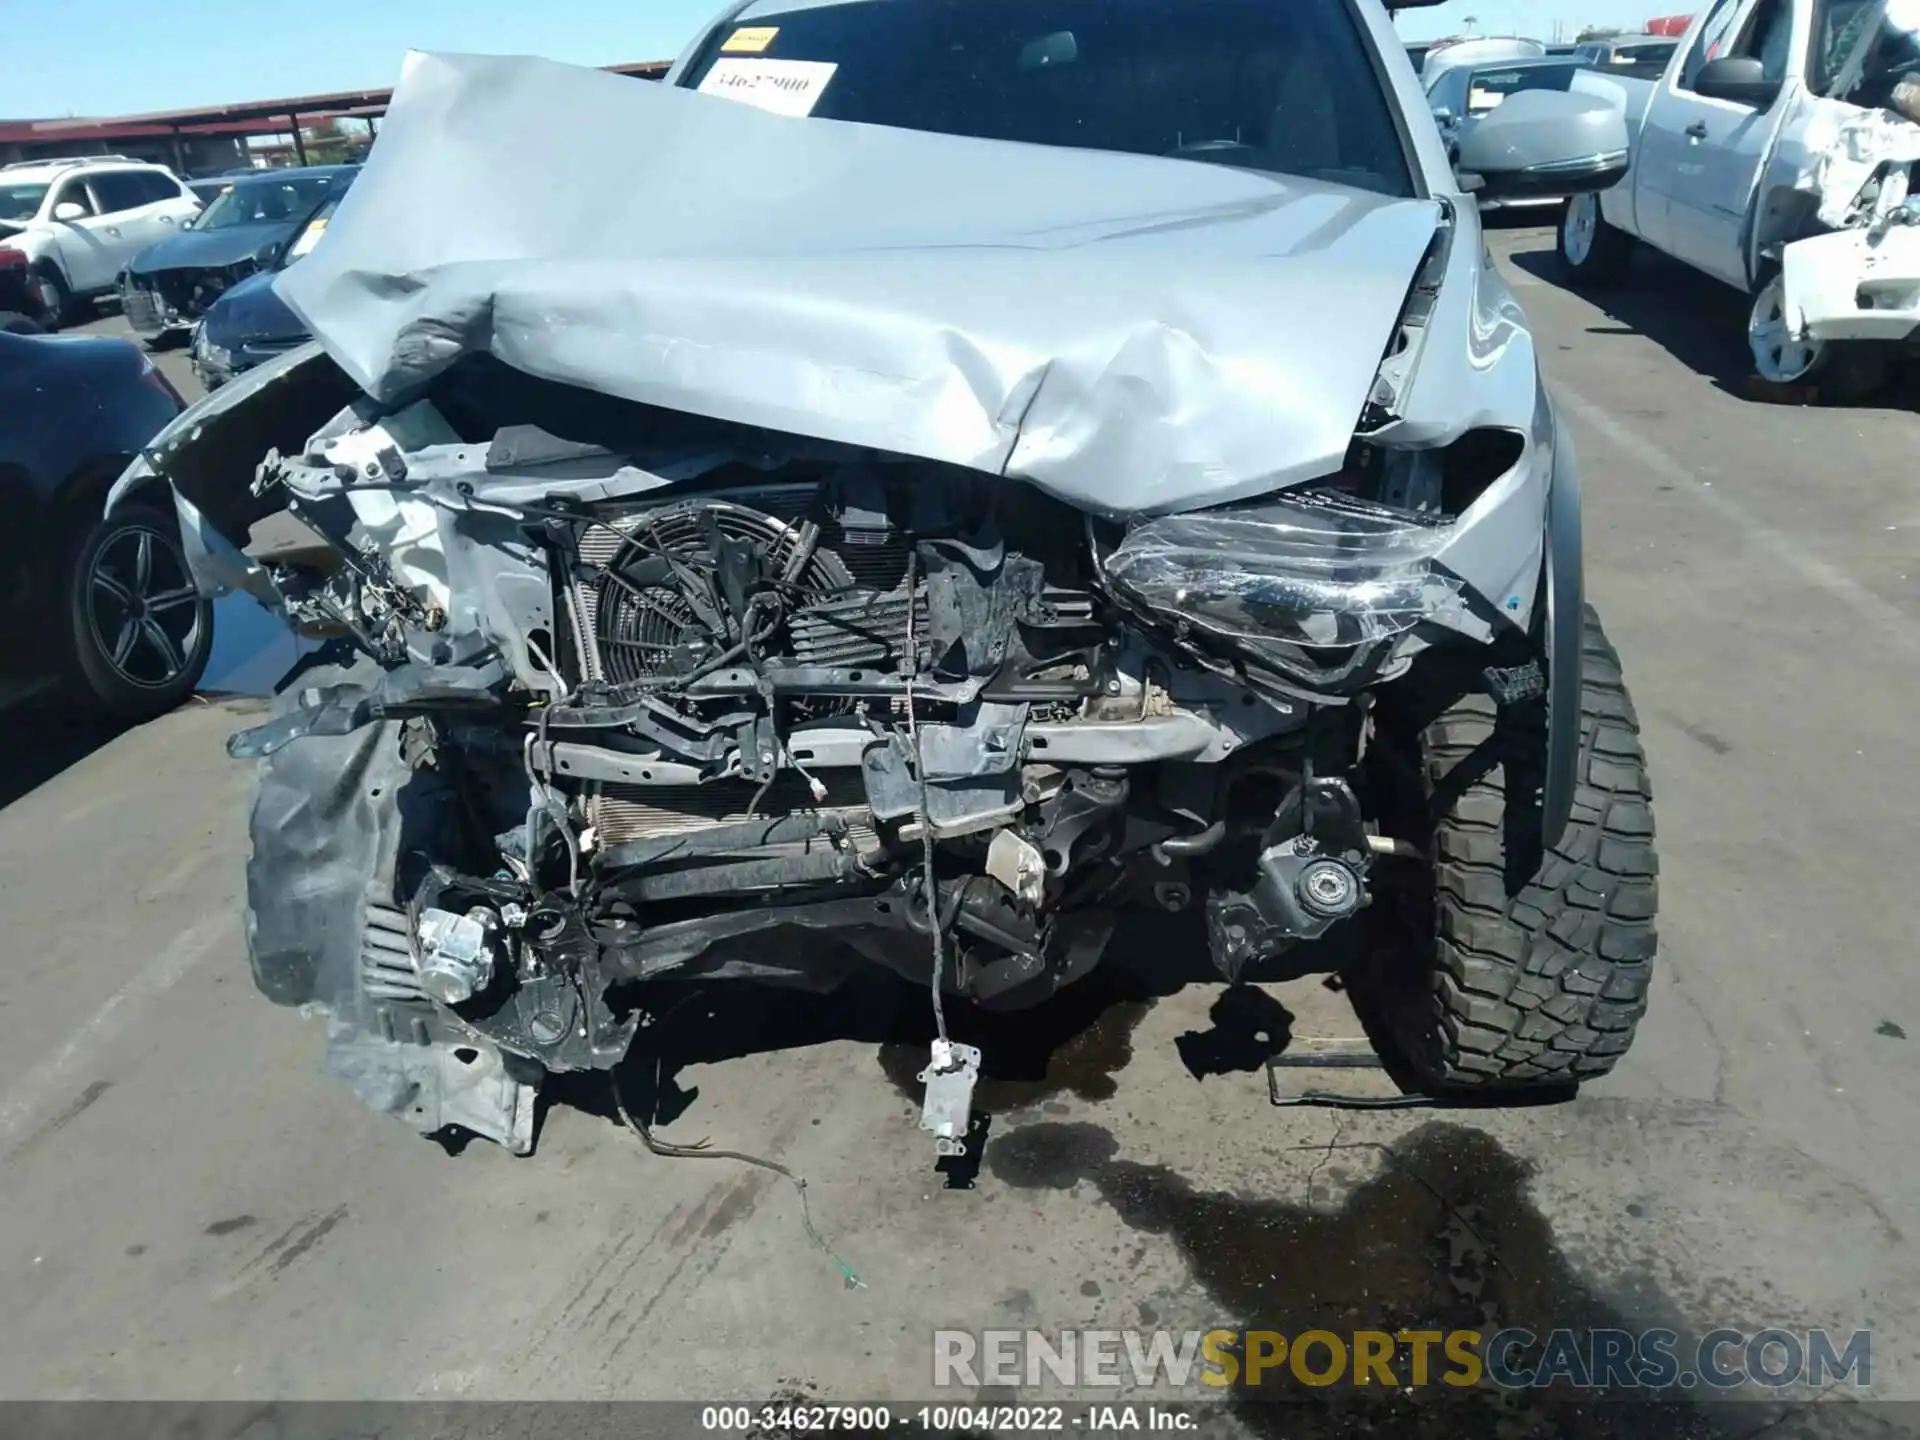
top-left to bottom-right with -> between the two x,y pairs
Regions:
1455,88 -> 1629,201
52,201 -> 87,223
1691,56 -> 1781,108
1432,106 -> 1456,126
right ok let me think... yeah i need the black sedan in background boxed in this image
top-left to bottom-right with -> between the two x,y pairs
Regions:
119,164 -> 357,347
0,332 -> 213,716
191,190 -> 341,390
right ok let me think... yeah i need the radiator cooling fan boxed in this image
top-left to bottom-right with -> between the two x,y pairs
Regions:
590,500 -> 853,686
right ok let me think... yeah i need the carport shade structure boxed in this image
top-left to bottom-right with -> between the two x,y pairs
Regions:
1,62 -> 670,172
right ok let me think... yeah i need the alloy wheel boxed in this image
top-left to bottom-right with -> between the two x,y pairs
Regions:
85,525 -> 204,688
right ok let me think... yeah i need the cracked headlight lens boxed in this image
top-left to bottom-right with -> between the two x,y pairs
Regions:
1104,490 -> 1473,654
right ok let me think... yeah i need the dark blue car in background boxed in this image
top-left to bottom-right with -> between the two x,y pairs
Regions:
0,331 -> 212,716
119,164 -> 356,348
190,189 -> 342,390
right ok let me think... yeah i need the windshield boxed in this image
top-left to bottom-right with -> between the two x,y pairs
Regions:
684,0 -> 1413,197
0,183 -> 49,222
194,174 -> 342,230
1465,62 -> 1581,114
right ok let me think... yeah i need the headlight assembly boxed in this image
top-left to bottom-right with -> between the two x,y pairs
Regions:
193,326 -> 234,372
1104,489 -> 1474,662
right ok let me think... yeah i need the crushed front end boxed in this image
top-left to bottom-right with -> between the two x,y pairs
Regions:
125,51 -> 1654,1156
198,347 -> 1555,1154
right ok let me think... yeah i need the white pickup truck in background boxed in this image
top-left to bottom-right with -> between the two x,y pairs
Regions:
1555,0 -> 1920,394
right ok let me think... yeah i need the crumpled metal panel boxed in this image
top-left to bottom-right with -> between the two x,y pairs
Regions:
276,50 -> 1444,518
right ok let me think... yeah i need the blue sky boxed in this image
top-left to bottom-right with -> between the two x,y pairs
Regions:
5,0 -> 1680,118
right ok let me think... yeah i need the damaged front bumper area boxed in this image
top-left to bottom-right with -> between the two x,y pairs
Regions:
1782,107 -> 1920,343
1784,215 -> 1920,343
195,367 -> 1551,1155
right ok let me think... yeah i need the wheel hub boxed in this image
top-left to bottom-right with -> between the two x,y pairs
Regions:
1749,276 -> 1822,384
85,526 -> 203,688
1564,195 -> 1597,265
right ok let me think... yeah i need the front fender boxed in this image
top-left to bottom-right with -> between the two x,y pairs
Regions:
1541,394 -> 1583,852
105,340 -> 356,607
105,339 -> 356,532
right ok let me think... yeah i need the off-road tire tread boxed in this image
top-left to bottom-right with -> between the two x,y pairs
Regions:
1413,606 -> 1657,1087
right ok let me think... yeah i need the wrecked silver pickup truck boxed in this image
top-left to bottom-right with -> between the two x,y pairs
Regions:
1560,0 -> 1920,393
110,0 -> 1658,1156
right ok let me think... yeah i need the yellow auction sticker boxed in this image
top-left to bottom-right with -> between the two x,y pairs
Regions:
722,25 -> 779,53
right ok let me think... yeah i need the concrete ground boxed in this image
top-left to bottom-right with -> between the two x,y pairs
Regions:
3,230 -> 1917,1435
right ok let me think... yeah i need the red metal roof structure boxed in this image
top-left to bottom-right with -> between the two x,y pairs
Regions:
1644,14 -> 1695,35
0,60 -> 671,169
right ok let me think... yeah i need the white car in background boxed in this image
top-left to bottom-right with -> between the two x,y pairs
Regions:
1420,35 -> 1547,80
0,157 -> 201,328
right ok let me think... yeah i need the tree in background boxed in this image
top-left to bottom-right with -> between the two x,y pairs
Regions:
1577,25 -> 1625,40
299,119 -> 358,166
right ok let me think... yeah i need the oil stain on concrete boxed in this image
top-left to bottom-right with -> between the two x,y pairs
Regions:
985,1120 -> 1853,1439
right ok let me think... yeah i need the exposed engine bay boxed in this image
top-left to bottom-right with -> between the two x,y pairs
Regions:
180,342 -> 1553,1156
108,49 -> 1652,1161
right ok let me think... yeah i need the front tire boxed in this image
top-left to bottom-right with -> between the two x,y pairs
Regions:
30,264 -> 75,329
1557,193 -> 1633,285
62,502 -> 213,719
1747,272 -> 1889,400
1363,606 -> 1658,1091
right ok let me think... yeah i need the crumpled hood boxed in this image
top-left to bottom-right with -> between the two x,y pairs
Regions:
129,222 -> 290,278
281,51 -> 1442,517
206,267 -> 304,348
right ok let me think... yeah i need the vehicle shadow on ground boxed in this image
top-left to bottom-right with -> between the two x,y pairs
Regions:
541,916 -> 1561,1173
0,691 -> 127,813
1506,242 -> 1762,395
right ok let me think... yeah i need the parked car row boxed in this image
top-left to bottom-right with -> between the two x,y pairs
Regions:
1412,33 -> 1681,87
0,164 -> 349,718
0,155 -> 350,358
121,164 -> 354,347
0,157 -> 200,323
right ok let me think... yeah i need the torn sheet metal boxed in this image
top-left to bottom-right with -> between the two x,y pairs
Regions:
1810,107 -> 1920,230
1777,104 -> 1920,342
277,51 -> 1444,518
